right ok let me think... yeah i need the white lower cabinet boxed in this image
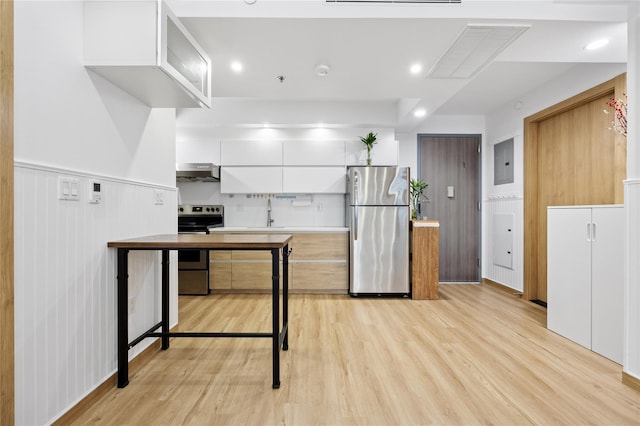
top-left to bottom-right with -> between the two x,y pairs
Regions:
547,205 -> 624,363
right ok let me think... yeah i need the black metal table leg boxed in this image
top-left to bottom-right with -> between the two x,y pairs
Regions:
117,248 -> 129,388
272,247 -> 280,389
161,249 -> 170,350
282,245 -> 289,351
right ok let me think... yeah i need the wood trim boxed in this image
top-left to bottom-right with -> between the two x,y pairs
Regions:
52,333 -> 174,425
523,74 -> 626,302
622,372 -> 640,393
0,1 -> 14,425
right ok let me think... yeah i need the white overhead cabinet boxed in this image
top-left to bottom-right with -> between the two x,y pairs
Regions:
221,140 -> 283,166
220,140 -> 283,193
547,205 -> 624,363
283,140 -> 345,166
282,140 -> 346,193
283,167 -> 346,193
220,167 -> 282,194
220,140 -> 347,193
84,0 -> 211,108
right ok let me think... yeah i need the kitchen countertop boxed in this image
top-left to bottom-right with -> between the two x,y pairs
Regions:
209,226 -> 349,233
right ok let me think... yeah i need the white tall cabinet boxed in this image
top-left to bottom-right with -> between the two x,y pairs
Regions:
547,205 -> 624,363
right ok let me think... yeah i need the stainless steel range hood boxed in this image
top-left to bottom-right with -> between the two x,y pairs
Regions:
176,163 -> 220,182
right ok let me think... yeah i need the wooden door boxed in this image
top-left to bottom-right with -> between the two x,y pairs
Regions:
419,135 -> 481,282
523,75 -> 626,303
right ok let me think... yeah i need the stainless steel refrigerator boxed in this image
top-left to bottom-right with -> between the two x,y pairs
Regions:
347,166 -> 410,296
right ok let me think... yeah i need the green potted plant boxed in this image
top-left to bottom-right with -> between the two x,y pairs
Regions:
359,131 -> 377,166
410,178 -> 429,220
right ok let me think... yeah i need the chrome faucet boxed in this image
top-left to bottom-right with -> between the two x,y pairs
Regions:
267,197 -> 274,227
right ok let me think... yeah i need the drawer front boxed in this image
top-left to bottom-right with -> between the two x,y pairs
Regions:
292,262 -> 348,291
294,233 -> 347,260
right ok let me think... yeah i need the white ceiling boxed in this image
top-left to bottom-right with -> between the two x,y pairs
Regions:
170,0 -> 631,131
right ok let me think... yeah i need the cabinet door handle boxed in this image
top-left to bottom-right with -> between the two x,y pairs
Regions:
587,223 -> 591,242
592,222 -> 597,242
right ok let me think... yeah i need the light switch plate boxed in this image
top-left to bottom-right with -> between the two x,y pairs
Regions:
154,189 -> 164,205
58,176 -> 80,201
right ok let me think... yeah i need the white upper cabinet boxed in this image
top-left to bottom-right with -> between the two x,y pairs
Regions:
346,139 -> 398,166
220,167 -> 282,194
221,140 -> 283,166
84,0 -> 211,108
283,141 -> 345,166
283,167 -> 346,193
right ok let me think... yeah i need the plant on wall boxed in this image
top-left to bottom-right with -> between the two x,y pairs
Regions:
359,131 -> 377,166
410,178 -> 429,220
604,94 -> 627,137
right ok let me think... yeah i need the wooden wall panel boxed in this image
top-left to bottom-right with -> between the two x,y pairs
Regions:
0,1 -> 14,425
524,74 -> 626,302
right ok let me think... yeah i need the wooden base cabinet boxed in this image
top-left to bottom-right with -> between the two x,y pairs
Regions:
210,232 -> 348,293
411,220 -> 440,300
547,205 -> 624,363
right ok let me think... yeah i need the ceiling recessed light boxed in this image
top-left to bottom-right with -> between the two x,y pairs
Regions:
414,108 -> 427,118
585,39 -> 609,50
231,61 -> 243,73
410,64 -> 423,75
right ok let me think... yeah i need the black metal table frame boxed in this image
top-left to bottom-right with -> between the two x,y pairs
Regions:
115,244 -> 290,389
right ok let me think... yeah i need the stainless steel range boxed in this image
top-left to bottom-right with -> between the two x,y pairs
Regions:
177,204 -> 224,295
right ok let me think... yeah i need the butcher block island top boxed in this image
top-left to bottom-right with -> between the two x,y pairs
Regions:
107,233 -> 293,249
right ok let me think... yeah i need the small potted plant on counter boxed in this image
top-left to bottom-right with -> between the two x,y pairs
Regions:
359,131 -> 377,166
410,178 -> 429,220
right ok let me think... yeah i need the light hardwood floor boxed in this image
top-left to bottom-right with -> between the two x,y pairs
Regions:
70,285 -> 640,425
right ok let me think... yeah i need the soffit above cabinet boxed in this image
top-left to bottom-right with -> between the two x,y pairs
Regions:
84,0 -> 212,108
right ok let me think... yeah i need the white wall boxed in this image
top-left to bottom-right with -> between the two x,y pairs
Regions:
14,2 -> 178,424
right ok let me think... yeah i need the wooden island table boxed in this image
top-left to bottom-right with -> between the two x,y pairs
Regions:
107,233 -> 292,389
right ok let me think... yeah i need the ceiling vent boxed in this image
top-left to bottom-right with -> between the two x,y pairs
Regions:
427,24 -> 529,79
326,0 -> 461,3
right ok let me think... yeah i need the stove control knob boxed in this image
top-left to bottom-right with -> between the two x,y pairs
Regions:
215,207 -> 219,212
179,207 -> 184,212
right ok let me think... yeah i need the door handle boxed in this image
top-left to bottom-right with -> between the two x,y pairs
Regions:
354,206 -> 358,241
354,171 -> 359,206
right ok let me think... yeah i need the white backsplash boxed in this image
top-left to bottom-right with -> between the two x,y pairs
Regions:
177,181 -> 346,227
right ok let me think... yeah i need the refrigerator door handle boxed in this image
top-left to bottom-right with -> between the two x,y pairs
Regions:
353,206 -> 358,240
354,171 -> 359,205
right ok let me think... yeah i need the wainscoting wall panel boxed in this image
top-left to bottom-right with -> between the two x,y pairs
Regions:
484,194 -> 523,292
14,162 -> 177,425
